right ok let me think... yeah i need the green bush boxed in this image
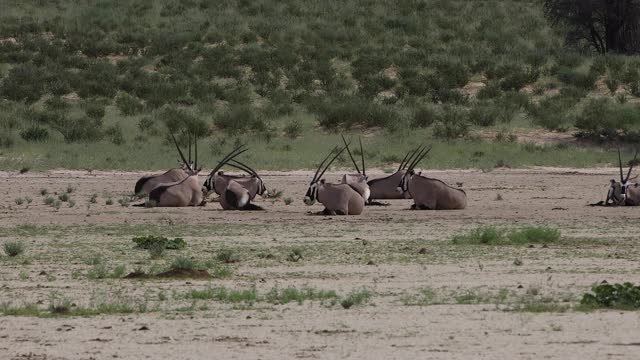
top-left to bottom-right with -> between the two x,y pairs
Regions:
433,106 -> 469,139
575,98 -> 640,140
313,97 -> 400,129
581,282 -> 640,310
20,126 -> 49,142
0,64 -> 45,103
49,115 -> 104,143
3,240 -> 24,257
411,104 -> 437,128
132,235 -> 186,250
215,105 -> 267,135
84,101 -> 106,120
105,125 -> 125,145
115,92 -> 144,116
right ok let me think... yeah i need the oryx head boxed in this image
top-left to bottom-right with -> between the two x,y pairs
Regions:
607,148 -> 638,204
172,133 -> 201,176
304,146 -> 346,205
341,135 -> 367,182
202,145 -> 248,193
398,145 -> 432,194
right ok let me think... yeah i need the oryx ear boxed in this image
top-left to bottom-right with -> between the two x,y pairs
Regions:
218,171 -> 224,175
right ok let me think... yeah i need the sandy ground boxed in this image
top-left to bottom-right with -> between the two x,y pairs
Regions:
1,168 -> 640,359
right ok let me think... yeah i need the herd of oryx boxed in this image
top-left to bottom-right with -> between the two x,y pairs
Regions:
133,134 -> 467,213
134,133 -> 640,212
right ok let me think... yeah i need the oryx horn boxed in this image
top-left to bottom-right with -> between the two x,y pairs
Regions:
341,135 -> 360,174
408,145 -> 432,172
311,146 -> 339,183
209,145 -> 249,176
359,137 -> 365,177
618,148 -> 625,183
317,146 -> 347,181
625,149 -> 639,183
171,133 -> 192,172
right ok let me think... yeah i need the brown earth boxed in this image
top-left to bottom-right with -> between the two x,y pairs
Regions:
0,168 -> 639,359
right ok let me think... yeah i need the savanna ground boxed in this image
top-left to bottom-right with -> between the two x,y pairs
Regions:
1,167 -> 640,359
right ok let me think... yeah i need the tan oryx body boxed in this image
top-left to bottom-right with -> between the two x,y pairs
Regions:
149,134 -> 204,207
339,136 -> 370,202
202,150 -> 267,210
304,146 -> 365,215
366,146 -> 424,201
398,146 -> 467,210
605,149 -> 640,206
135,168 -> 188,196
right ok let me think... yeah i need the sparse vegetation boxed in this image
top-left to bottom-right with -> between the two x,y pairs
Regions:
3,241 -> 24,257
341,288 -> 373,309
452,226 -> 561,245
132,235 -> 186,250
216,249 -> 240,264
580,282 -> 640,310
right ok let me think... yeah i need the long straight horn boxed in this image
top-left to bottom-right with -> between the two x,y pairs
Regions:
359,137 -> 365,176
188,132 -> 192,167
409,146 -> 432,172
227,162 -> 253,176
398,151 -> 412,171
312,146 -> 339,183
625,149 -> 639,183
317,146 -> 347,181
194,134 -> 198,170
209,145 -> 249,176
402,146 -> 423,171
171,133 -> 192,171
406,145 -> 426,171
341,135 -> 360,174
618,148 -> 625,183
231,159 -> 258,177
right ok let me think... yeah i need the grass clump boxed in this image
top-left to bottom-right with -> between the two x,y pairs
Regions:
216,249 -> 240,264
286,248 -> 303,262
340,288 -> 373,309
170,256 -> 195,271
132,235 -> 186,250
14,197 -> 24,205
580,282 -> 640,311
3,240 -> 25,257
452,226 -> 560,245
265,286 -> 338,305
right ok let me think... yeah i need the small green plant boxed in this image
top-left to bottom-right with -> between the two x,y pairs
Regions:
66,185 -> 75,194
40,188 -> 48,196
452,226 -> 561,245
44,196 -> 55,205
53,200 -> 62,210
144,199 -> 157,208
171,256 -> 195,271
148,241 -> 165,259
216,249 -> 240,264
89,194 -> 98,203
4,241 -> 24,257
341,288 -> 373,309
283,197 -> 293,205
19,271 -> 29,280
263,189 -> 283,199
286,248 -> 303,262
105,198 -> 114,205
452,226 -> 502,245
283,119 -> 302,139
48,292 -> 72,315
14,197 -> 24,205
58,192 -> 70,202
580,282 -> 640,310
118,196 -> 130,207
68,200 -> 75,208
513,258 -> 523,266
25,197 -> 32,204
132,235 -> 186,250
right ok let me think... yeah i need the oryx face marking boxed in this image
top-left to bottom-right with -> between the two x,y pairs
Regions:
304,183 -> 319,205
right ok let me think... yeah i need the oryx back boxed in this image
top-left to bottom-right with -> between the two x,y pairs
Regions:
341,174 -> 370,202
409,175 -> 466,210
367,171 -> 409,199
149,175 -> 203,207
318,183 -> 365,215
135,168 -> 187,195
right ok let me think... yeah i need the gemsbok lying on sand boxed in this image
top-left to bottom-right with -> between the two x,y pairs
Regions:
340,136 -> 370,202
304,146 -> 365,215
398,146 -> 467,210
365,146 -> 424,202
149,134 -> 205,207
201,146 -> 267,210
605,149 -> 640,206
134,133 -> 196,196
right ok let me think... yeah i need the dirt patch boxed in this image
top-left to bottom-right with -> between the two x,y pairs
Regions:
472,128 -> 577,146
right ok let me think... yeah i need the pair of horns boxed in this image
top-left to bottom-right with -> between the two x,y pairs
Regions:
618,148 -> 639,184
341,135 -> 366,176
311,146 -> 347,184
172,133 -> 198,172
406,145 -> 432,172
398,145 -> 430,172
227,158 -> 260,178
209,144 -> 249,177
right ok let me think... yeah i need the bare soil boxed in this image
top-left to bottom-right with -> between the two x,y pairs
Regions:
1,168 -> 639,359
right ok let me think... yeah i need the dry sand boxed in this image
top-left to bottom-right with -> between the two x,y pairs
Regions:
0,168 -> 639,359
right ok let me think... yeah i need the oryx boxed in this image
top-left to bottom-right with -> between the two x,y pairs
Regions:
366,146 -> 424,201
304,146 -> 365,215
606,149 -> 640,206
148,134 -> 204,207
340,136 -> 370,201
201,147 -> 267,209
134,133 -> 195,196
217,159 -> 268,210
398,146 -> 467,210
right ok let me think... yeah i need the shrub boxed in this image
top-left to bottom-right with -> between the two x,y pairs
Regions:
581,282 -> 640,310
15,198 -> 24,205
0,64 -> 45,103
575,98 -> 640,140
115,92 -> 144,116
433,106 -> 469,139
507,226 -> 561,244
84,101 -> 105,120
3,241 -> 24,257
556,67 -> 596,89
171,256 -> 195,271
216,249 -> 240,264
411,104 -> 437,128
214,105 -> 267,135
105,125 -> 125,145
20,126 -> 49,142
452,226 -> 561,245
132,235 -> 186,250
283,119 -> 302,139
49,115 -> 104,143
287,248 -> 303,262
313,97 -> 400,129
340,288 -> 373,309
